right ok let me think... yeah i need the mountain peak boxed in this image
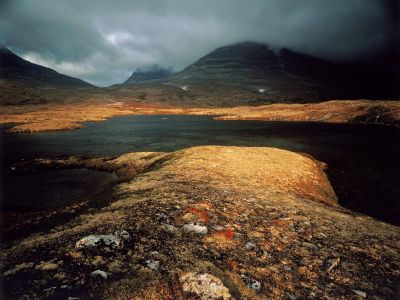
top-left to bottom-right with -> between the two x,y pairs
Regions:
194,41 -> 278,68
176,41 -> 282,81
161,41 -> 399,103
123,65 -> 173,84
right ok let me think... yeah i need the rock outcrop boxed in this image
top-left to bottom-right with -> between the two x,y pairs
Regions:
1,146 -> 399,299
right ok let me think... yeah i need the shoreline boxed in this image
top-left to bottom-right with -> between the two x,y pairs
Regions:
1,99 -> 399,133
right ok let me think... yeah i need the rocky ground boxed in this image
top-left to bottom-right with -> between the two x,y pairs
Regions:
1,100 -> 399,133
1,146 -> 399,299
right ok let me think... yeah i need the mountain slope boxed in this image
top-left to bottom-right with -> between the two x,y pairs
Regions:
0,47 -> 92,88
0,48 -> 97,105
117,42 -> 397,107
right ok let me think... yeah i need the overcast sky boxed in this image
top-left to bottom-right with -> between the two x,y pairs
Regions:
0,0 -> 398,86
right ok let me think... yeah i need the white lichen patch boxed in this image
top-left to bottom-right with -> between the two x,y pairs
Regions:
183,223 -> 208,234
180,272 -> 232,299
75,230 -> 129,251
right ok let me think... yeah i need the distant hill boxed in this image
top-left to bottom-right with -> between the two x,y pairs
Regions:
123,66 -> 173,84
0,47 -> 93,88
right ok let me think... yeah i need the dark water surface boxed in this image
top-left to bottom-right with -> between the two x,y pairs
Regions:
3,169 -> 118,211
1,115 -> 399,224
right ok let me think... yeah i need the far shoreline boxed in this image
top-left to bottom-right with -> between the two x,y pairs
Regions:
0,99 -> 399,133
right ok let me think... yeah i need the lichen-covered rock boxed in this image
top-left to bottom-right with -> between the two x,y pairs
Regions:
183,223 -> 208,234
75,230 -> 129,251
145,260 -> 160,270
351,289 -> 366,298
241,274 -> 262,291
162,223 -> 178,233
180,272 -> 232,299
90,270 -> 108,279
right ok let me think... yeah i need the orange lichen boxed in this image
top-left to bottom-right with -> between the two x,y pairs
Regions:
225,260 -> 240,271
186,207 -> 210,222
215,228 -> 235,240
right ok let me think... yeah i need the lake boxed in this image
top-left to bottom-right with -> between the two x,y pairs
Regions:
1,115 -> 399,225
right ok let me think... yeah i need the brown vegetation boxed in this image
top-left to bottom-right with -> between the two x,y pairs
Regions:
1,100 -> 399,133
194,100 -> 400,126
0,101 -> 190,133
2,146 -> 399,299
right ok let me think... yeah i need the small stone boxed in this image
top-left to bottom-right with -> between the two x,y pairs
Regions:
180,272 -> 232,299
163,224 -> 178,233
183,223 -> 208,234
43,287 -> 57,292
234,232 -> 244,238
287,293 -> 297,300
250,281 -> 261,291
245,242 -> 257,250
53,272 -> 66,280
156,212 -> 169,221
146,260 -> 160,270
241,274 -> 262,291
212,225 -> 225,231
91,270 -> 108,279
117,230 -> 130,240
351,289 -> 366,298
324,257 -> 340,272
302,242 -> 319,251
309,291 -> 317,298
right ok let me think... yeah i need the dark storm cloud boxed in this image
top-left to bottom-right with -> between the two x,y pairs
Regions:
0,0 -> 397,86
